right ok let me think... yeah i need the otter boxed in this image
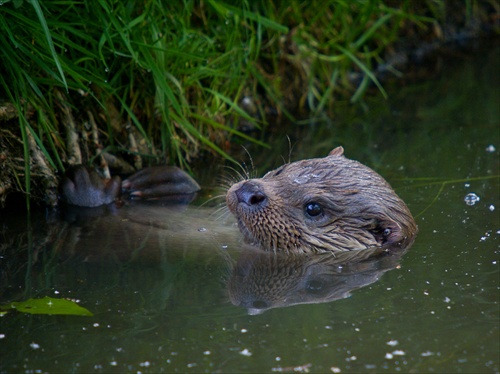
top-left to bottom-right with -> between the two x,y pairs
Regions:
60,146 -> 417,254
226,146 -> 417,253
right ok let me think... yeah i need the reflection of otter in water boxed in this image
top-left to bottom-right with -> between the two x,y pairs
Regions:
227,147 -> 417,253
228,247 -> 406,315
61,146 -> 417,254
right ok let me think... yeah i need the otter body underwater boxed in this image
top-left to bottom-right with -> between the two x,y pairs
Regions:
61,146 -> 417,255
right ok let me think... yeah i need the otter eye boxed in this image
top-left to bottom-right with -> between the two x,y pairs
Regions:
383,228 -> 392,237
305,202 -> 323,218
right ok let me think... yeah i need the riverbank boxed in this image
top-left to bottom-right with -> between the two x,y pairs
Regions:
0,0 -> 498,209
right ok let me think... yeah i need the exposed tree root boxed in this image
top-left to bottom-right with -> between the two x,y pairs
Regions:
26,125 -> 59,207
102,152 -> 135,174
54,89 -> 82,166
126,121 -> 143,171
87,110 -> 111,179
0,103 -> 18,122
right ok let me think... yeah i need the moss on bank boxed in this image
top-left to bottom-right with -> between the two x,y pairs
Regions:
0,0 -> 498,209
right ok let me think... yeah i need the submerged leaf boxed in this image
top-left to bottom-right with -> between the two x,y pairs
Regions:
2,297 -> 94,316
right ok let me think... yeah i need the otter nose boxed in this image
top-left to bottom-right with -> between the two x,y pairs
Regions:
235,181 -> 267,206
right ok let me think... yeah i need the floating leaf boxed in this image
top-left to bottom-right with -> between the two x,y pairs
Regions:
1,297 -> 93,316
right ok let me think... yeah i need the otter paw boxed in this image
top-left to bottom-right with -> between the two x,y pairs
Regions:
122,166 -> 200,200
61,166 -> 121,207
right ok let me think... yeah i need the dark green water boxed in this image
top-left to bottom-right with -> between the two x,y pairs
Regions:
1,42 -> 498,373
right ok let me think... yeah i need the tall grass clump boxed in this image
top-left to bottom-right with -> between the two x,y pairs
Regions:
0,0 -> 493,209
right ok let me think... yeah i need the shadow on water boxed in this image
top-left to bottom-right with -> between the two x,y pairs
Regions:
0,40 -> 499,373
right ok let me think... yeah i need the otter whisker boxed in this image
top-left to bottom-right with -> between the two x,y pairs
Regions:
199,193 -> 227,208
221,164 -> 247,185
286,135 -> 295,165
241,146 -> 257,179
212,204 -> 233,222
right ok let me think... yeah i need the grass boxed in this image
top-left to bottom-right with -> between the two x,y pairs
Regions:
0,0 -> 496,209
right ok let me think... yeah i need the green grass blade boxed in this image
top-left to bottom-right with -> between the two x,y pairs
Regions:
205,88 -> 262,125
29,0 -> 68,90
207,0 -> 289,33
190,113 -> 269,148
170,112 -> 238,165
334,44 -> 387,99
353,13 -> 393,50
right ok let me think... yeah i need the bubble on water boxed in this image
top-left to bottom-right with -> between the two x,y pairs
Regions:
464,193 -> 480,206
385,353 -> 394,359
464,183 -> 470,188
485,145 -> 496,152
30,342 -> 40,350
489,205 -> 495,211
198,227 -> 207,232
480,231 -> 491,242
387,340 -> 399,346
239,348 -> 252,357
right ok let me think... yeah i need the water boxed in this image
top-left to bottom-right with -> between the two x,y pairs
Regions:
1,42 -> 499,373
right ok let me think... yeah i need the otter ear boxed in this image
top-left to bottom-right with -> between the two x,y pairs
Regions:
373,218 -> 404,246
328,146 -> 344,157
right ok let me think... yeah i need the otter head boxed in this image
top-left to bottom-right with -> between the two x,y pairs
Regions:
226,147 -> 417,253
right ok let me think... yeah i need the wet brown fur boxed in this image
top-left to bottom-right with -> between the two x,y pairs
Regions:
226,147 -> 417,253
